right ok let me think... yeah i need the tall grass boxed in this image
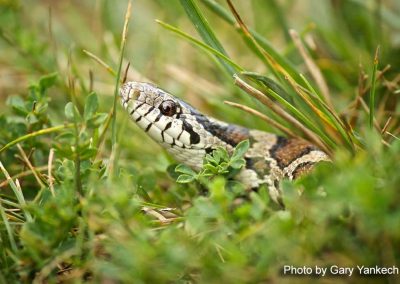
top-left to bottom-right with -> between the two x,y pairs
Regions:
0,0 -> 399,283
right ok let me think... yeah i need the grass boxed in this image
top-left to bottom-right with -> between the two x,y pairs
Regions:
0,0 -> 399,283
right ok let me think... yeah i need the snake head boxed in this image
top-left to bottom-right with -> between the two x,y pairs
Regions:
120,81 -> 252,170
120,81 -> 206,150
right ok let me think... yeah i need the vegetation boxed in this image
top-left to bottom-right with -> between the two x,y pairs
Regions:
0,0 -> 399,283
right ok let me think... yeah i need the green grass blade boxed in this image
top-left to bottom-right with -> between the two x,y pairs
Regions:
179,0 -> 235,75
201,0 -> 302,82
242,73 -> 337,149
0,199 -> 17,252
157,20 -> 243,72
300,74 -> 358,150
0,124 -> 74,154
235,29 -> 282,83
110,1 -> 132,178
242,72 -> 293,103
266,0 -> 291,42
0,162 -> 33,222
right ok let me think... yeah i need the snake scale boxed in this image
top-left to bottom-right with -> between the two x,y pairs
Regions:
120,81 -> 329,204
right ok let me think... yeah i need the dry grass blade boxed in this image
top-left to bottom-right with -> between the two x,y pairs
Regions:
215,244 -> 226,263
225,0 -> 292,81
121,2 -> 132,44
381,139 -> 391,147
17,144 -> 46,188
83,49 -> 116,76
0,165 -> 50,188
289,29 -> 333,108
348,64 -> 390,127
234,75 -> 331,154
122,62 -> 130,84
226,0 -> 353,151
15,179 -> 24,201
142,207 -> 167,221
369,46 -> 380,128
358,96 -> 381,131
381,116 -> 392,134
285,76 -> 346,145
33,248 -> 78,284
142,206 -> 181,225
89,69 -> 94,92
202,0 -> 300,81
223,100 -> 297,138
385,131 -> 400,141
349,68 -> 368,127
48,148 -> 55,196
296,79 -> 350,132
226,0 -> 343,150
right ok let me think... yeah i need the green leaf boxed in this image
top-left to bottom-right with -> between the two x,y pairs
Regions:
56,131 -> 76,142
84,92 -> 99,121
175,164 -> 196,176
205,154 -> 217,164
218,147 -> 229,161
230,159 -> 245,169
64,102 -> 81,122
26,113 -> 39,124
209,177 -> 226,200
204,164 -> 218,173
79,147 -> 98,160
219,162 -> 229,170
231,140 -> 250,161
212,149 -> 222,164
7,95 -> 28,116
39,72 -> 58,91
87,113 -> 108,128
176,174 -> 195,183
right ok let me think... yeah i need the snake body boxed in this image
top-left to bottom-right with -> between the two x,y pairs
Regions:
120,81 -> 329,203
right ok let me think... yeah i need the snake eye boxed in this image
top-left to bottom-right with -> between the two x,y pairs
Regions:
159,100 -> 177,116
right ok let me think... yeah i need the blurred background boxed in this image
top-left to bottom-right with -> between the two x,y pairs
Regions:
1,1 -> 400,282
1,0 -> 399,172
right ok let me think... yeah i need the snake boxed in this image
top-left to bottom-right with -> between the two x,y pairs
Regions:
120,81 -> 329,205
